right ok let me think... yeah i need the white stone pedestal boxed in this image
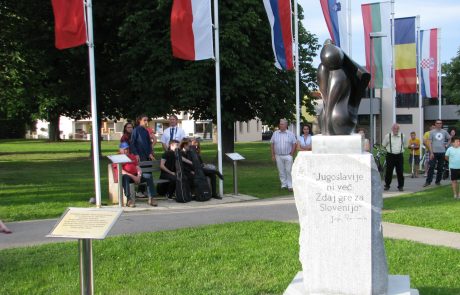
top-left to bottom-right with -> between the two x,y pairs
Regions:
284,272 -> 419,295
287,135 -> 418,294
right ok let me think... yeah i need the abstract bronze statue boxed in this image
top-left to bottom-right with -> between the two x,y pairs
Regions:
317,40 -> 370,135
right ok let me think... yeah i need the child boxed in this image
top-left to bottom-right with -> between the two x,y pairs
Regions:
445,136 -> 460,199
407,131 -> 421,177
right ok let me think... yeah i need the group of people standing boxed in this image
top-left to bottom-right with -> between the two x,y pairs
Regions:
269,118 -> 459,199
380,120 -> 458,198
116,114 -> 221,207
270,119 -> 312,192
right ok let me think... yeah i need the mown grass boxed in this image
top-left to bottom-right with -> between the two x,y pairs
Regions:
383,185 -> 460,233
0,221 -> 459,295
0,140 -> 286,221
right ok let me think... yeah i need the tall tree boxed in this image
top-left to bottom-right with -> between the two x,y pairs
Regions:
117,0 -> 319,152
442,48 -> 460,106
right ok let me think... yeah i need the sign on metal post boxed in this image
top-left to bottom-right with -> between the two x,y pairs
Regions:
107,154 -> 132,207
225,153 -> 245,195
47,207 -> 122,295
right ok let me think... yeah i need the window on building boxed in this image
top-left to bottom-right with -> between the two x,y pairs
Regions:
396,114 -> 413,124
247,121 -> 250,133
396,93 -> 418,108
239,122 -> 244,133
256,120 -> 260,132
358,115 -> 370,126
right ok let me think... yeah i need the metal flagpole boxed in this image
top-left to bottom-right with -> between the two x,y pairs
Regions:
294,0 -> 300,136
213,0 -> 223,197
85,0 -> 102,208
416,17 -> 423,145
348,0 -> 352,57
391,0 -> 396,123
438,28 -> 442,119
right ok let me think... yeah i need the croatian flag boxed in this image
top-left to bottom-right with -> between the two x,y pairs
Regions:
420,29 -> 438,98
320,0 -> 349,55
170,0 -> 214,61
263,0 -> 294,70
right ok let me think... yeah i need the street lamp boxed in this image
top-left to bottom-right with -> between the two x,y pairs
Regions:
369,32 -> 387,148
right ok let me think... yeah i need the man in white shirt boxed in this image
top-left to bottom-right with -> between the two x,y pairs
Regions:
382,123 -> 406,191
161,115 -> 186,151
270,119 -> 297,191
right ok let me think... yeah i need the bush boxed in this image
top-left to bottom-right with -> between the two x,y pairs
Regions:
0,119 -> 26,139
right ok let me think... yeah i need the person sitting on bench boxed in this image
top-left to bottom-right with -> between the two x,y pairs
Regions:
113,142 -> 158,207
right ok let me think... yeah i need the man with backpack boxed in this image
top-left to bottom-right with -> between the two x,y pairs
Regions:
382,124 -> 407,192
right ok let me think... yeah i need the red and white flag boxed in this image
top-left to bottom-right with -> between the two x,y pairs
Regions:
170,0 -> 214,61
51,0 -> 87,50
420,29 -> 438,98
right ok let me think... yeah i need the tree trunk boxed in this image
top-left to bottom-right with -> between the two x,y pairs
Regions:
48,113 -> 61,142
222,121 -> 235,154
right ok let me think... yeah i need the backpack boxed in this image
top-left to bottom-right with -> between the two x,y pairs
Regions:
174,149 -> 192,203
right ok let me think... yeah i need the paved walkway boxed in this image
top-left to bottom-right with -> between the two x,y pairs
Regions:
1,176 -> 458,250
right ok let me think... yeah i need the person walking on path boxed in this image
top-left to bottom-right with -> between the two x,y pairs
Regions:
424,120 -> 451,187
445,136 -> 460,199
131,114 -> 155,162
0,220 -> 12,234
270,119 -> 297,192
161,115 -> 186,151
408,131 -> 421,178
382,123 -> 406,191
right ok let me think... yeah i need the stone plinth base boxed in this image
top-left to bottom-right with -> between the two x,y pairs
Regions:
284,272 -> 419,295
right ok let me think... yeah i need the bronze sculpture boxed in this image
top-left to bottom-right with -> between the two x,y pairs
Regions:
317,40 -> 370,135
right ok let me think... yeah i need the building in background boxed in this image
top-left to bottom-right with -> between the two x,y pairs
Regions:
29,112 -> 262,142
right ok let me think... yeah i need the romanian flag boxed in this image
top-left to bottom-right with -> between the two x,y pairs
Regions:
394,17 -> 417,94
361,2 -> 392,89
170,0 -> 214,61
420,29 -> 438,98
51,0 -> 87,50
263,0 -> 294,70
320,0 -> 349,54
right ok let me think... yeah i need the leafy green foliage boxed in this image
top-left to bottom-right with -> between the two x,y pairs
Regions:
441,47 -> 460,105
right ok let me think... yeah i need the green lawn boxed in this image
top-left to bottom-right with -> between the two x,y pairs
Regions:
383,185 -> 460,233
0,221 -> 459,295
0,140 -> 285,221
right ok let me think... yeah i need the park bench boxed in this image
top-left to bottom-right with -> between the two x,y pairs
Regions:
108,160 -> 169,205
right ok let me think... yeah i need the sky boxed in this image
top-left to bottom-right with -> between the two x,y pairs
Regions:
299,0 -> 460,67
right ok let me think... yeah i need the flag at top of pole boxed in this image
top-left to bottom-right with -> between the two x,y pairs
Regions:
361,1 -> 392,89
263,0 -> 294,70
320,0 -> 349,55
51,0 -> 87,49
394,17 -> 417,94
420,29 -> 439,98
170,0 -> 214,61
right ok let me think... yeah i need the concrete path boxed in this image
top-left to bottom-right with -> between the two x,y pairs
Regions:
1,175 -> 458,251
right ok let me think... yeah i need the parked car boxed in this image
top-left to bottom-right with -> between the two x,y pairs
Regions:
262,131 -> 273,141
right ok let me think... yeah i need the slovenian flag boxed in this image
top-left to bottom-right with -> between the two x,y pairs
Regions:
420,29 -> 438,98
394,17 -> 417,94
51,0 -> 87,50
170,0 -> 214,61
320,0 -> 349,55
361,2 -> 392,89
263,0 -> 294,70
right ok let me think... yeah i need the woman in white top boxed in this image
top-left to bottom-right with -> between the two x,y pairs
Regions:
297,125 -> 313,151
357,128 -> 370,152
